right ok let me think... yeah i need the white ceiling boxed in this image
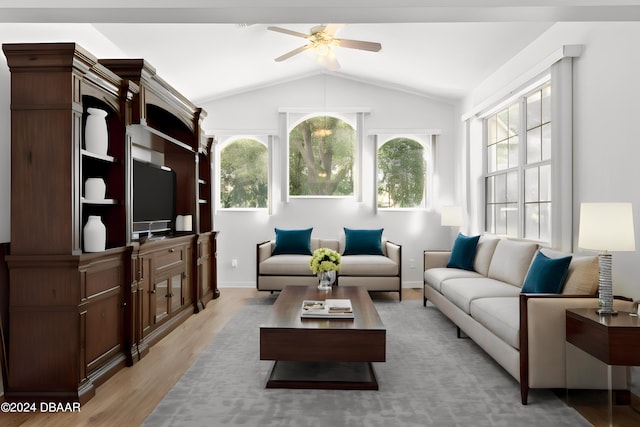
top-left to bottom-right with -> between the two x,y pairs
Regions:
2,1 -> 640,103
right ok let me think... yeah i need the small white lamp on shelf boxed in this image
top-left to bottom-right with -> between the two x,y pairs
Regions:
578,202 -> 636,315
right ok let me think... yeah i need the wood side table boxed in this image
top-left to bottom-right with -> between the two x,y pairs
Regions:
566,308 -> 640,425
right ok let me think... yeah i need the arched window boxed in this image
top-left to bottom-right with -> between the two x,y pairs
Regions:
289,115 -> 355,197
377,137 -> 427,209
219,138 -> 268,209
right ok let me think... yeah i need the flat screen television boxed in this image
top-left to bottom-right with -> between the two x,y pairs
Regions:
133,159 -> 176,223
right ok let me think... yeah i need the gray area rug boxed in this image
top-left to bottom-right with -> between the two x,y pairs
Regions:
143,296 -> 590,426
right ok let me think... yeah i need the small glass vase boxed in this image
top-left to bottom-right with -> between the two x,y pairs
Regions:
317,270 -> 335,291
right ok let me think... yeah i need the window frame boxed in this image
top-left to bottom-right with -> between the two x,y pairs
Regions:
286,112 -> 358,200
483,80 -> 552,243
375,135 -> 433,211
215,135 -> 271,212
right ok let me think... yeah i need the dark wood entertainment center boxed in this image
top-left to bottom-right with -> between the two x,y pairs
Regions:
2,43 -> 218,404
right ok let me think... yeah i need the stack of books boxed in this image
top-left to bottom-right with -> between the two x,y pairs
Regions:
301,299 -> 354,319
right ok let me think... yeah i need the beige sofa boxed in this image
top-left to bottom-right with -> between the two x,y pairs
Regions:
423,237 -> 631,404
257,238 -> 402,299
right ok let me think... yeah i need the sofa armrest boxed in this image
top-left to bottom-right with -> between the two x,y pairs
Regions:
519,293 -> 602,404
257,240 -> 274,264
384,240 -> 401,266
423,250 -> 450,271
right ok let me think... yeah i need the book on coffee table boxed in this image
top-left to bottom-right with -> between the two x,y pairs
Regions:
301,299 -> 354,319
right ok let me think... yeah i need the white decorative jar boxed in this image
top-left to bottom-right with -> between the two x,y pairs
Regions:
84,178 -> 106,200
84,215 -> 106,252
84,108 -> 109,155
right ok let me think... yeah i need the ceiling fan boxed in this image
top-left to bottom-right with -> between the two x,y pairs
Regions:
268,24 -> 382,71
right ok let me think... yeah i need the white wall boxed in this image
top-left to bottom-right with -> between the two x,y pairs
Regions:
201,74 -> 458,288
462,22 -> 640,300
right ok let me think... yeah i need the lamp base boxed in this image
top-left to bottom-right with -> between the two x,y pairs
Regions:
596,308 -> 618,315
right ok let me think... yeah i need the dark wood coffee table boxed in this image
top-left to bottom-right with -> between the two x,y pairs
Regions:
260,285 -> 386,390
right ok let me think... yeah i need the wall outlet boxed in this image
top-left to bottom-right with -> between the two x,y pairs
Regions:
231,259 -> 238,268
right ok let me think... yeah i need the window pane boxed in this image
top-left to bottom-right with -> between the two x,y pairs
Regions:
539,164 -> 551,202
539,202 -> 551,242
506,171 -> 518,202
525,203 -> 540,240
527,90 -> 541,129
497,109 -> 509,142
506,204 -> 519,237
220,138 -> 268,208
496,141 -> 509,171
525,167 -> 538,203
527,128 -> 541,164
486,204 -> 495,234
487,116 -> 497,145
508,103 -> 519,137
541,123 -> 551,161
508,136 -> 519,168
496,203 -> 507,235
377,138 -> 426,208
487,143 -> 497,173
495,173 -> 506,203
289,116 -> 354,196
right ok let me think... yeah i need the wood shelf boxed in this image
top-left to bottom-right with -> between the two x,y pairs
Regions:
81,197 -> 119,205
81,149 -> 119,164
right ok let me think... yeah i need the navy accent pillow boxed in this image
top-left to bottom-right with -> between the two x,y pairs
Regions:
272,227 -> 313,255
343,228 -> 384,255
447,233 -> 480,270
521,251 -> 572,294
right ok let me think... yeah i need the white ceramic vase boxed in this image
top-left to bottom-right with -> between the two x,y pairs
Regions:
317,270 -> 336,291
84,178 -> 106,200
84,215 -> 106,252
84,108 -> 109,155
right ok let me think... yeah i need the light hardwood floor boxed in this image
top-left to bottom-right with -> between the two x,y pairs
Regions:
1,287 -> 638,426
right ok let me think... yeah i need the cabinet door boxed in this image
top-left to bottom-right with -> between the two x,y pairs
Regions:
170,272 -> 183,314
141,256 -> 152,336
153,276 -> 170,324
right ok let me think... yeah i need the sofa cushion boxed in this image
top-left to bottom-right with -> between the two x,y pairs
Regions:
447,233 -> 480,270
272,228 -> 313,255
343,228 -> 384,255
487,240 -> 539,286
470,297 -> 520,349
441,277 -> 521,314
473,236 -> 501,276
259,254 -> 313,276
540,248 -> 599,295
521,251 -> 572,294
340,255 -> 398,276
423,267 -> 483,293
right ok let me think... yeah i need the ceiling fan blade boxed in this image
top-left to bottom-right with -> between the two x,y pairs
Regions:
267,26 -> 310,39
334,38 -> 382,52
274,45 -> 311,62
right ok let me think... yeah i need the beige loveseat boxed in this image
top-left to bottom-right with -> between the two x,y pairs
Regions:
257,238 -> 402,299
423,237 -> 631,404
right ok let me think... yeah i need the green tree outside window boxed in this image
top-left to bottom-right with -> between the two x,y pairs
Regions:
377,138 -> 426,208
220,138 -> 268,208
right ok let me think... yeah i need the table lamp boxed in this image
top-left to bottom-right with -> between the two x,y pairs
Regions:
578,202 -> 636,315
441,206 -> 463,227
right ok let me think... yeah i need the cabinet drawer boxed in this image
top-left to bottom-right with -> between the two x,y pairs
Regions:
154,246 -> 185,273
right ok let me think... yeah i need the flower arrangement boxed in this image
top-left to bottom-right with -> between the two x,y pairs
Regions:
309,247 -> 341,274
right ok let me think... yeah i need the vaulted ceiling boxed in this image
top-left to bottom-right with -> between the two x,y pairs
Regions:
1,1 -> 639,102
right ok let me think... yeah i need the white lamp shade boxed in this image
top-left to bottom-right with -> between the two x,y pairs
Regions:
578,202 -> 636,252
441,206 -> 463,227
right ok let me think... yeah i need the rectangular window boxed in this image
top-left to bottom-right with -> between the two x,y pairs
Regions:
484,83 -> 552,242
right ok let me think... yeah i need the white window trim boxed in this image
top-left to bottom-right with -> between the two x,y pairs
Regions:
371,130 -> 440,214
210,132 -> 275,214
281,109 -> 368,201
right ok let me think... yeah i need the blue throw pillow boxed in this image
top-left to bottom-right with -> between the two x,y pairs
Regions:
447,233 -> 480,270
343,228 -> 384,255
521,251 -> 572,294
272,227 -> 313,255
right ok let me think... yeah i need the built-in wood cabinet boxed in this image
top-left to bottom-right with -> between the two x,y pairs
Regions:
2,43 -> 218,404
